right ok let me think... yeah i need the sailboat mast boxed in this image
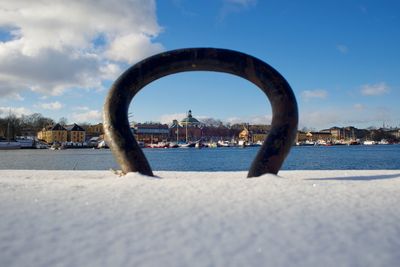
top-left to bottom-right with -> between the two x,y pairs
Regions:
7,120 -> 10,142
185,116 -> 188,143
176,123 -> 179,142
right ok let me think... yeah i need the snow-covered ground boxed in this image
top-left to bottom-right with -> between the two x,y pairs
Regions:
1,170 -> 400,267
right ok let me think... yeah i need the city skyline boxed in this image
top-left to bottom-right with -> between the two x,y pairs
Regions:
0,0 -> 399,129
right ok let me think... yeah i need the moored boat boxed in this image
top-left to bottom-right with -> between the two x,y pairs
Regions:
16,138 -> 35,148
179,142 -> 196,148
363,140 -> 376,145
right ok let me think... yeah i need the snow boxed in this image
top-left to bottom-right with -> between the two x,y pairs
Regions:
1,170 -> 400,267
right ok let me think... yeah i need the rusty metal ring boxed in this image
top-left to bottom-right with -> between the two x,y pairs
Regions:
103,48 -> 298,177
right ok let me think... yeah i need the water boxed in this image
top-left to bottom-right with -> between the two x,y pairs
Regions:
1,145 -> 400,171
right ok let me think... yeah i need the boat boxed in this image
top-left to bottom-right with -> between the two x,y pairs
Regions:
348,139 -> 361,145
363,140 -> 376,145
378,139 -> 389,145
333,140 -> 346,146
238,140 -> 259,147
97,140 -> 109,149
179,142 -> 196,148
168,142 -> 179,148
195,141 -> 205,148
16,138 -> 35,148
50,143 -> 66,150
206,142 -> 218,148
217,140 -> 234,147
238,140 -> 246,147
298,140 -> 316,146
35,142 -> 49,149
147,142 -> 169,148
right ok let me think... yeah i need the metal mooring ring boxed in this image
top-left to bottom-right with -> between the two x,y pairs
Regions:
103,48 -> 298,177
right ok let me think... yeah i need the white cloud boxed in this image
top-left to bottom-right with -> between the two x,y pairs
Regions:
336,44 -> 349,54
299,104 -> 398,130
361,82 -> 390,96
219,0 -> 257,21
353,103 -> 365,111
226,114 -> 272,124
301,89 -> 328,101
0,106 -> 32,117
105,33 -> 164,64
73,106 -> 90,111
159,113 -> 187,124
38,101 -> 63,110
224,0 -> 257,7
0,0 -> 164,98
300,111 -> 340,129
71,110 -> 102,123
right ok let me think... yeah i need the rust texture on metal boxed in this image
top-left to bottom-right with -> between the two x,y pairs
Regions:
103,48 -> 298,177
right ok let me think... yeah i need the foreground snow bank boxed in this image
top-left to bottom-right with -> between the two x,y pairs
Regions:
1,170 -> 400,267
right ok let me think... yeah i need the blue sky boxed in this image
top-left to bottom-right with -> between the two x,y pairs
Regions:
0,0 -> 399,129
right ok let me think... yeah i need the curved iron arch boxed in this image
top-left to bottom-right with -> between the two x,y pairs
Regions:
103,48 -> 298,177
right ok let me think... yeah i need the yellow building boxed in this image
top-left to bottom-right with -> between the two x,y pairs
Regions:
252,133 -> 267,143
86,123 -> 104,137
239,127 -> 250,141
239,125 -> 270,143
297,131 -> 332,142
37,123 -> 68,144
66,124 -> 86,143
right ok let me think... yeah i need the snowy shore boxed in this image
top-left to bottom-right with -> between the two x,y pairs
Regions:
1,170 -> 400,267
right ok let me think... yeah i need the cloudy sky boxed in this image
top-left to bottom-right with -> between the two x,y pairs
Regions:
0,0 -> 399,129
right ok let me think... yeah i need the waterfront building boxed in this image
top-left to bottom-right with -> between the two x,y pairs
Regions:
65,123 -> 86,143
133,123 -> 169,144
323,127 -> 342,140
170,110 -> 202,142
388,129 -> 400,139
321,126 -> 368,141
297,131 -> 332,142
169,120 -> 184,142
239,124 -> 271,143
85,123 -> 104,139
180,110 -> 201,127
37,123 -> 68,144
239,127 -> 250,141
249,124 -> 271,143
296,131 -> 308,143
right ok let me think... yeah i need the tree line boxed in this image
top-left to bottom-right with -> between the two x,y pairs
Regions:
0,113 -> 55,140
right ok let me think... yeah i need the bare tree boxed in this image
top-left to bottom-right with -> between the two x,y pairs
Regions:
58,117 -> 68,126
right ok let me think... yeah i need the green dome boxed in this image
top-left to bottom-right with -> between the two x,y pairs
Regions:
180,110 -> 200,125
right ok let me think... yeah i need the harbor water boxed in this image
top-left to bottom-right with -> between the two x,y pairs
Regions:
1,145 -> 400,171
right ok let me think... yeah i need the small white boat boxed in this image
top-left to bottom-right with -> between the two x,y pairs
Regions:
217,140 -> 233,147
378,139 -> 389,145
363,140 -> 376,145
16,138 -> 34,148
299,140 -> 315,146
50,143 -> 66,150
146,142 -> 169,148
238,140 -> 246,147
205,142 -> 218,148
97,140 -> 109,149
179,142 -> 195,148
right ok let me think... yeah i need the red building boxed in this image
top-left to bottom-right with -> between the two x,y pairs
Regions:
169,110 -> 202,142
